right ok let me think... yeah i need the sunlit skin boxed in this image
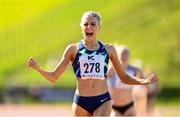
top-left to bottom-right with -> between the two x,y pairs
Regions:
27,13 -> 158,116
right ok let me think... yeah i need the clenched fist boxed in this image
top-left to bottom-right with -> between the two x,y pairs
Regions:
27,57 -> 40,70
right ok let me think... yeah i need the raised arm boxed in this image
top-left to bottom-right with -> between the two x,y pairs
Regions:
107,44 -> 157,85
107,61 -> 115,78
27,44 -> 75,83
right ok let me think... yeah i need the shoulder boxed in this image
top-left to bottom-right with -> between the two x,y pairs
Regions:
63,42 -> 79,56
66,43 -> 79,51
104,43 -> 116,51
103,43 -> 116,58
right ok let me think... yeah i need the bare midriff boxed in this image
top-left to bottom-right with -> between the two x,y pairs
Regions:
76,78 -> 109,96
110,88 -> 133,106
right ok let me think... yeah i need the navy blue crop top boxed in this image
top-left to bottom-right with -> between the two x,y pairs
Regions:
72,41 -> 109,80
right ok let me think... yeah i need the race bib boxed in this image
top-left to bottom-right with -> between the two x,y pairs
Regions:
79,54 -> 105,80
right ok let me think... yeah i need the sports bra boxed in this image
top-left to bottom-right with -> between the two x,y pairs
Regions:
72,40 -> 109,80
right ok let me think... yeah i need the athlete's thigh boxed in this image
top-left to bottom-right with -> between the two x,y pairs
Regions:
72,103 -> 92,116
93,100 -> 112,116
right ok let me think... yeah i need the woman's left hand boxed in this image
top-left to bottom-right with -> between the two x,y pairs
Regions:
144,73 -> 158,85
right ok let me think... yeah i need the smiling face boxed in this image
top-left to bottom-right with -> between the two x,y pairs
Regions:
80,14 -> 101,42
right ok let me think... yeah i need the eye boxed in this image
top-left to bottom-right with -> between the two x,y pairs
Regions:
91,23 -> 96,26
84,23 -> 89,26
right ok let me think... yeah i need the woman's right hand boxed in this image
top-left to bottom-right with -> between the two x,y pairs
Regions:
27,57 -> 40,70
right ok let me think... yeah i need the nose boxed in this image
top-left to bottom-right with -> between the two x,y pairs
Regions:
87,24 -> 93,29
86,25 -> 93,32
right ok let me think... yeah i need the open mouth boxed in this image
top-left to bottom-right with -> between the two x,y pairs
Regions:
86,32 -> 93,37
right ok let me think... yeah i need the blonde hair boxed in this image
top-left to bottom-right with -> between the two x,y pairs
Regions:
80,11 -> 101,26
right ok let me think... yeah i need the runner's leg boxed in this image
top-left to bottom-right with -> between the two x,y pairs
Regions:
72,103 -> 92,116
93,100 -> 112,116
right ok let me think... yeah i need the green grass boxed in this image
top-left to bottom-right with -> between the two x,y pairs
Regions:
0,0 -> 180,89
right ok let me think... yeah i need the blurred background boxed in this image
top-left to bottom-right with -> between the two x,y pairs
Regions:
0,0 -> 180,116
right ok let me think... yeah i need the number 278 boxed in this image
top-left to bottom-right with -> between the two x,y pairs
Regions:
84,63 -> 100,73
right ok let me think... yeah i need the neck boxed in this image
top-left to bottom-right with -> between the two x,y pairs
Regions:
83,39 -> 98,49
